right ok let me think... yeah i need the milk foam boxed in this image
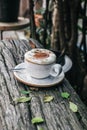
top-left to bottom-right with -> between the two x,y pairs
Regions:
25,48 -> 56,64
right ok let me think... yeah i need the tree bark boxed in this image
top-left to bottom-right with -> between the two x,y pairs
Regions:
29,0 -> 37,39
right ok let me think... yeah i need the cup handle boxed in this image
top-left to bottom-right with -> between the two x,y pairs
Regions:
50,64 -> 62,77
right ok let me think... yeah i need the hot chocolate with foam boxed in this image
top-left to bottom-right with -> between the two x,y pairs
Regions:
25,48 -> 56,64
24,48 -> 61,79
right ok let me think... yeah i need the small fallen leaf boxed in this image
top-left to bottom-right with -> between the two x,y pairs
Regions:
31,117 -> 44,124
43,95 -> 54,103
61,92 -> 70,99
39,128 -> 44,130
69,101 -> 78,112
20,90 -> 30,95
14,96 -> 31,103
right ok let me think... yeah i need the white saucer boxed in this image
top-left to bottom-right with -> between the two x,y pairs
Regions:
13,63 -> 65,87
62,55 -> 72,73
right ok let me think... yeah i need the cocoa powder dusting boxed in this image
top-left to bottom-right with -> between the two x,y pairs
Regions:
34,52 -> 49,59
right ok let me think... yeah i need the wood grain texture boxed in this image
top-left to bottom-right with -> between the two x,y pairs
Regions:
0,39 -> 87,130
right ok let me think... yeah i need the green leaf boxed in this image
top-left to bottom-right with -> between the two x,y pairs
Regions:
61,92 -> 70,99
31,117 -> 44,124
14,96 -> 31,103
20,90 -> 30,95
69,102 -> 78,112
43,95 -> 54,103
34,8 -> 45,14
39,128 -> 44,130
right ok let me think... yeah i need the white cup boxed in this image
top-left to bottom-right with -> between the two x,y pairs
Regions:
24,48 -> 62,79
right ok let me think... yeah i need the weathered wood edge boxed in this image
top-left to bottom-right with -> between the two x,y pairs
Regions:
0,39 -> 87,130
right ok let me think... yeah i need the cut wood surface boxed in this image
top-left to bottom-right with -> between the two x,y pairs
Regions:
0,39 -> 87,130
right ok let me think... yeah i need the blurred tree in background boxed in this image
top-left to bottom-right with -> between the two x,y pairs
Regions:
22,0 -> 87,103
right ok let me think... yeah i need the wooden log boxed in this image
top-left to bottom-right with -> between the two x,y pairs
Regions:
0,39 -> 87,130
